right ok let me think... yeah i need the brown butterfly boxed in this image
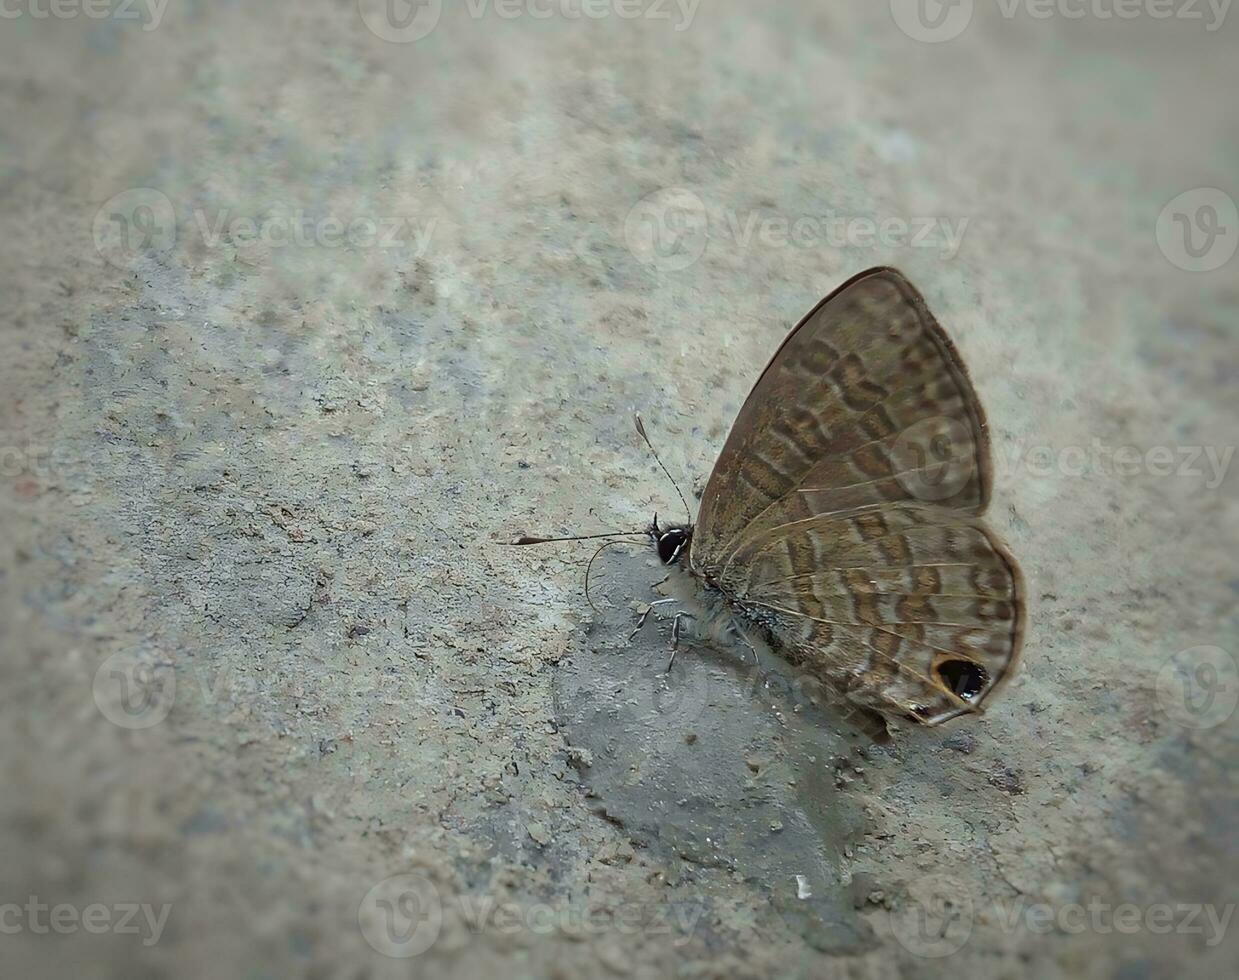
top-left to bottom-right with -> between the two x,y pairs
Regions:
518,267 -> 1025,736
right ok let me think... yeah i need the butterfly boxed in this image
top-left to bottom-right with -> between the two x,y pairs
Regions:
518,267 -> 1025,738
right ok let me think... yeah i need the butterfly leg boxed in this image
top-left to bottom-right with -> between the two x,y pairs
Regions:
666,611 -> 699,672
628,597 -> 676,641
728,619 -> 762,665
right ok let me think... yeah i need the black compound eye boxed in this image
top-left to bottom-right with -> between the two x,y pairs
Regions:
937,659 -> 989,701
657,530 -> 688,564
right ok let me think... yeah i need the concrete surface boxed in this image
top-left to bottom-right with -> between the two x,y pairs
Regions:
1,2 -> 1236,978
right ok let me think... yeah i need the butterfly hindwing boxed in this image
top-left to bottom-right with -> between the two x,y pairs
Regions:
725,506 -> 1024,723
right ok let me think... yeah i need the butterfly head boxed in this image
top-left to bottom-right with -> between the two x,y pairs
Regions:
650,516 -> 692,565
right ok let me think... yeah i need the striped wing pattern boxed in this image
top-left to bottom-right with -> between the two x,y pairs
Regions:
690,268 -> 1024,725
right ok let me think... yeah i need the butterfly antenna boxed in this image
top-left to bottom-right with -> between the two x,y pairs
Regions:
583,538 -> 641,612
508,530 -> 643,545
634,413 -> 692,525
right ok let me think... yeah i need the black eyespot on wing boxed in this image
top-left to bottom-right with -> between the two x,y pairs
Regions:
937,659 -> 989,702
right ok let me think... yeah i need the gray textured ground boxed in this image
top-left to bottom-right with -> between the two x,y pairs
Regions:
2,3 -> 1237,978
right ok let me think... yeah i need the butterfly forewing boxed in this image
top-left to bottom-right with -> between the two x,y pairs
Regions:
690,268 -> 1024,725
693,268 -> 991,572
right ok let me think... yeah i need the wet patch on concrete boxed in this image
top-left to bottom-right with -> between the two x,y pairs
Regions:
553,546 -> 884,953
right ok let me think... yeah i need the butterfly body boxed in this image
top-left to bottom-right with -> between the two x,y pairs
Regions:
649,267 -> 1025,731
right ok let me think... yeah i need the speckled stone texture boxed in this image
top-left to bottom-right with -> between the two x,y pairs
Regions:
1,3 -> 1236,978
